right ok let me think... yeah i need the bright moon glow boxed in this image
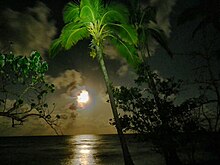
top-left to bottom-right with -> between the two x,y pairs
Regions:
77,90 -> 89,103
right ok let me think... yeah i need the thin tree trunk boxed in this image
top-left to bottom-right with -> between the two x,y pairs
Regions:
141,53 -> 182,165
96,45 -> 134,165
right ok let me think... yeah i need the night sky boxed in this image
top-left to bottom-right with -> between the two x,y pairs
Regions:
0,0 -> 218,136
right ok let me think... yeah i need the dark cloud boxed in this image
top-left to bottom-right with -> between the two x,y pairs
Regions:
46,69 -> 83,90
0,2 -> 56,56
150,0 -> 176,36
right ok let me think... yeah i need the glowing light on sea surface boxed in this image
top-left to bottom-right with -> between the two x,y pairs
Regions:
67,135 -> 99,165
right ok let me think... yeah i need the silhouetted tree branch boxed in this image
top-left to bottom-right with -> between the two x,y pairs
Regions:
0,51 -> 61,134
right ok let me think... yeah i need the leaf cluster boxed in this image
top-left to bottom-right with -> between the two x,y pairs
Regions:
49,0 -> 140,68
0,51 -> 49,85
112,64 -> 201,135
127,1 -> 173,58
0,52 -> 60,133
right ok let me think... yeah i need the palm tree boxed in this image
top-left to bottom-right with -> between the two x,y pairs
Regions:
126,1 -> 182,164
126,0 -> 173,60
124,0 -> 173,114
49,0 -> 139,164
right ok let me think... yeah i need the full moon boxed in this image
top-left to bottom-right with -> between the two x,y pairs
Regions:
77,90 -> 89,103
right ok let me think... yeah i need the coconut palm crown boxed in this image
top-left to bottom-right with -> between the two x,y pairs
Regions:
49,0 -> 140,67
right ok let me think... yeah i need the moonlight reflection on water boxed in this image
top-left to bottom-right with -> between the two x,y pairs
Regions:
0,135 -> 162,165
68,135 -> 98,165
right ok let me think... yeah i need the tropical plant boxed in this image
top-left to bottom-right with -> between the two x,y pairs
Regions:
0,51 -> 60,134
112,64 -> 204,165
126,0 -> 173,60
49,0 -> 139,164
125,0 -> 173,117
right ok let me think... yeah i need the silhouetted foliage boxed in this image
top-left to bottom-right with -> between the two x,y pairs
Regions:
111,64 -> 205,165
178,0 -> 220,133
126,0 -> 173,59
191,48 -> 220,132
0,51 -> 61,134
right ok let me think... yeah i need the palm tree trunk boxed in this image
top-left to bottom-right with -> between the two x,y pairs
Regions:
96,45 -> 134,165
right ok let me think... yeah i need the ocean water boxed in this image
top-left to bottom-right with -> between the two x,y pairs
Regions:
0,134 -> 164,165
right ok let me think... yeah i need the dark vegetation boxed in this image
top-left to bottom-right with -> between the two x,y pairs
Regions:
0,51 -> 61,134
0,0 -> 219,164
110,0 -> 220,165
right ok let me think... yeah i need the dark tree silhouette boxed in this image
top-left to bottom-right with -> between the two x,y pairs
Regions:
178,0 -> 220,133
111,64 -> 204,165
0,51 -> 61,134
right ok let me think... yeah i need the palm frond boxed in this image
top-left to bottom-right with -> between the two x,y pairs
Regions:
140,6 -> 157,24
49,38 -> 63,57
110,37 -> 140,68
92,0 -> 103,14
147,21 -> 173,57
104,3 -> 129,24
80,5 -> 96,22
60,23 -> 89,49
63,2 -> 80,24
80,0 -> 104,21
110,24 -> 138,46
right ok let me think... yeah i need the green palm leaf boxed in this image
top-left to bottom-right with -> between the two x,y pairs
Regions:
103,3 -> 129,24
81,0 -> 102,13
80,0 -> 103,22
60,23 -> 89,49
91,0 -> 103,15
63,2 -> 80,24
110,24 -> 138,46
49,38 -> 63,57
50,0 -> 139,67
110,37 -> 140,68
80,0 -> 95,9
80,6 -> 96,22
